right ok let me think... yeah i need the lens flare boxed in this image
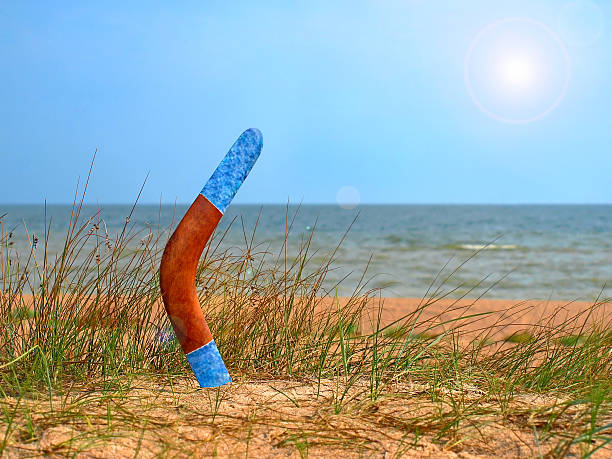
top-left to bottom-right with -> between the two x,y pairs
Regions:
336,186 -> 360,210
464,18 -> 570,124
498,55 -> 536,90
557,0 -> 604,46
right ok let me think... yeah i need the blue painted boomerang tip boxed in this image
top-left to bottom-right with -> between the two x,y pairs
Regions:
186,340 -> 232,388
200,128 -> 263,214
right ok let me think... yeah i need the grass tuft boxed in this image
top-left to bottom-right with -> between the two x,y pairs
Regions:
503,331 -> 535,344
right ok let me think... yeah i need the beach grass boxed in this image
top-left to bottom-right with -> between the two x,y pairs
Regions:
0,182 -> 610,457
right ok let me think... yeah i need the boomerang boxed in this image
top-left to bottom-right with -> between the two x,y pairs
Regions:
160,128 -> 263,387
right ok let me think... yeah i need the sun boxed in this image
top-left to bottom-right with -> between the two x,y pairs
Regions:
498,54 -> 536,91
464,18 -> 570,124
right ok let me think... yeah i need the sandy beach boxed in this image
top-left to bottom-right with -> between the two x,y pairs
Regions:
368,296 -> 612,339
3,293 -> 611,458
9,293 -> 611,340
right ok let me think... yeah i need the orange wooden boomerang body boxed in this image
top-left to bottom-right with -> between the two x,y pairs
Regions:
160,194 -> 220,354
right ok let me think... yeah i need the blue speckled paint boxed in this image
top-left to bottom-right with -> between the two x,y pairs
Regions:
200,128 -> 263,214
186,340 -> 232,388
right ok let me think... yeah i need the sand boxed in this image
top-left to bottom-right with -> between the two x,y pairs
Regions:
2,294 -> 611,457
7,293 -> 612,339
366,296 -> 612,339
2,375 -> 610,458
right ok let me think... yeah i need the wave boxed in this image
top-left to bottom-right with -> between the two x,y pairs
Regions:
456,244 -> 519,251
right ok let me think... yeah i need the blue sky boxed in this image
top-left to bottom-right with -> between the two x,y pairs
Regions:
1,1 -> 611,204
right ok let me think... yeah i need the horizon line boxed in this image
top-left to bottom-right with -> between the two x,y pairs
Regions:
2,202 -> 611,206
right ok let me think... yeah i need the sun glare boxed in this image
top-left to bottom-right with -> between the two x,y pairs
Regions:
498,55 -> 535,90
464,18 -> 570,124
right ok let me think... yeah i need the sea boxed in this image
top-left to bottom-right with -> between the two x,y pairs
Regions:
1,204 -> 611,301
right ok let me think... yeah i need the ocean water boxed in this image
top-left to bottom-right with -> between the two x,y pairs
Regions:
1,204 -> 611,301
